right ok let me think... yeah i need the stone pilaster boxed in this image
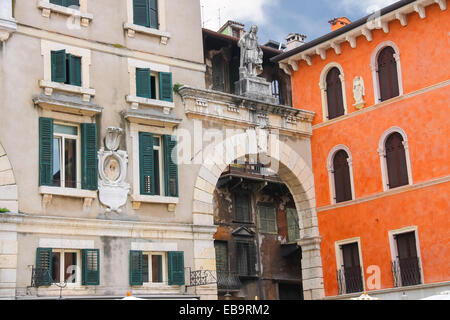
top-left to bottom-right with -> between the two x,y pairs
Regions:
298,236 -> 325,300
0,230 -> 18,299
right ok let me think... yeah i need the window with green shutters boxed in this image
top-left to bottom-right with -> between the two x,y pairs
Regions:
129,250 -> 143,286
159,72 -> 173,102
139,133 -> 178,197
136,68 -> 152,99
286,208 -> 300,243
50,0 -> 80,7
39,118 -> 98,191
133,0 -> 158,29
258,204 -> 278,234
82,249 -> 100,285
234,192 -> 251,223
81,123 -> 98,191
35,248 -> 53,286
214,241 -> 229,273
163,135 -> 178,197
168,251 -> 185,286
51,50 -> 82,87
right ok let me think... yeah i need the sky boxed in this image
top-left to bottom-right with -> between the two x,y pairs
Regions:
200,0 -> 398,45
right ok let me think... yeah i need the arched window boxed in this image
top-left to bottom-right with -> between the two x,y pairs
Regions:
377,46 -> 399,101
326,67 -> 345,120
378,127 -> 412,191
371,42 -> 403,103
385,132 -> 409,189
327,145 -> 355,204
333,150 -> 353,203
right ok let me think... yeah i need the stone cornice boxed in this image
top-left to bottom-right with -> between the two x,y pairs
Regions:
0,213 -> 218,239
275,0 -> 446,70
178,86 -> 315,137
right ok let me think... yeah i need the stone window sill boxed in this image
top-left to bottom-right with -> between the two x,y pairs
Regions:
39,186 -> 97,209
126,95 -> 174,114
131,194 -> 178,212
39,80 -> 95,102
0,17 -> 17,41
38,1 -> 93,27
123,23 -> 171,44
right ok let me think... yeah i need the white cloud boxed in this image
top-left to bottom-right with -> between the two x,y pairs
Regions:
338,0 -> 398,14
200,0 -> 277,31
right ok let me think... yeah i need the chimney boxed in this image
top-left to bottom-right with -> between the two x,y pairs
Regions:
285,33 -> 307,51
328,17 -> 351,32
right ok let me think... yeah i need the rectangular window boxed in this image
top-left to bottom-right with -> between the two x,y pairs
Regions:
235,241 -> 256,277
51,50 -> 82,87
133,0 -> 158,29
142,253 -> 164,284
139,133 -> 178,197
51,249 -> 80,284
50,0 -> 80,7
258,204 -> 277,234
393,232 -> 421,287
338,243 -> 363,294
214,241 -> 229,273
53,123 -> 80,189
234,192 -> 251,223
286,208 -> 300,243
136,68 -> 172,102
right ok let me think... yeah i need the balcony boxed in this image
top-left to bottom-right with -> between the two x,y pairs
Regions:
337,266 -> 364,295
391,257 -> 422,287
217,270 -> 243,292
220,162 -> 283,184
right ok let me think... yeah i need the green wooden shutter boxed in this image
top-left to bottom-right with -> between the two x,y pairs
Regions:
163,135 -> 178,197
64,0 -> 80,7
39,117 -> 54,187
50,0 -> 63,6
81,123 -> 98,190
139,132 -> 155,195
51,50 -> 66,83
136,68 -> 152,99
159,72 -> 173,102
82,249 -> 100,285
36,248 -> 52,286
168,251 -> 185,286
68,54 -> 82,87
149,0 -> 159,29
234,193 -> 250,222
133,0 -> 150,27
129,250 -> 143,286
259,205 -> 277,234
286,208 -> 300,243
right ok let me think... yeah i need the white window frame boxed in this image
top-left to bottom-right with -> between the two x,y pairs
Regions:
319,62 -> 348,122
142,251 -> 168,286
327,145 -> 356,205
37,0 -> 93,27
53,122 -> 82,190
334,237 -> 365,293
378,126 -> 413,192
51,248 -> 82,287
40,40 -> 95,101
124,0 -> 171,44
152,135 -> 165,197
126,58 -> 174,113
388,226 -> 424,286
370,41 -> 404,104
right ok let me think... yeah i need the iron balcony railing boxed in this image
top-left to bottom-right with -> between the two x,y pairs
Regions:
337,266 -> 364,295
221,162 -> 283,183
216,270 -> 243,291
391,257 -> 422,287
30,266 -> 52,287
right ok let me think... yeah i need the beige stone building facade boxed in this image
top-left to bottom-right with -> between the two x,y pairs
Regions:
0,0 -> 324,300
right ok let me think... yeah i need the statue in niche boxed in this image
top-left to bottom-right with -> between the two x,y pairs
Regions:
353,76 -> 366,109
238,25 -> 264,77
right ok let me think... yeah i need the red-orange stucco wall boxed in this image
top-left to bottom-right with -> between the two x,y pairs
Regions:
288,2 -> 450,296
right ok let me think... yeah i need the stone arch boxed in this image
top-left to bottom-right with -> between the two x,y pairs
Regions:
0,142 -> 18,213
192,130 -> 325,300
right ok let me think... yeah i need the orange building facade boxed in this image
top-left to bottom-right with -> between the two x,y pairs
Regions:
273,0 -> 449,299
